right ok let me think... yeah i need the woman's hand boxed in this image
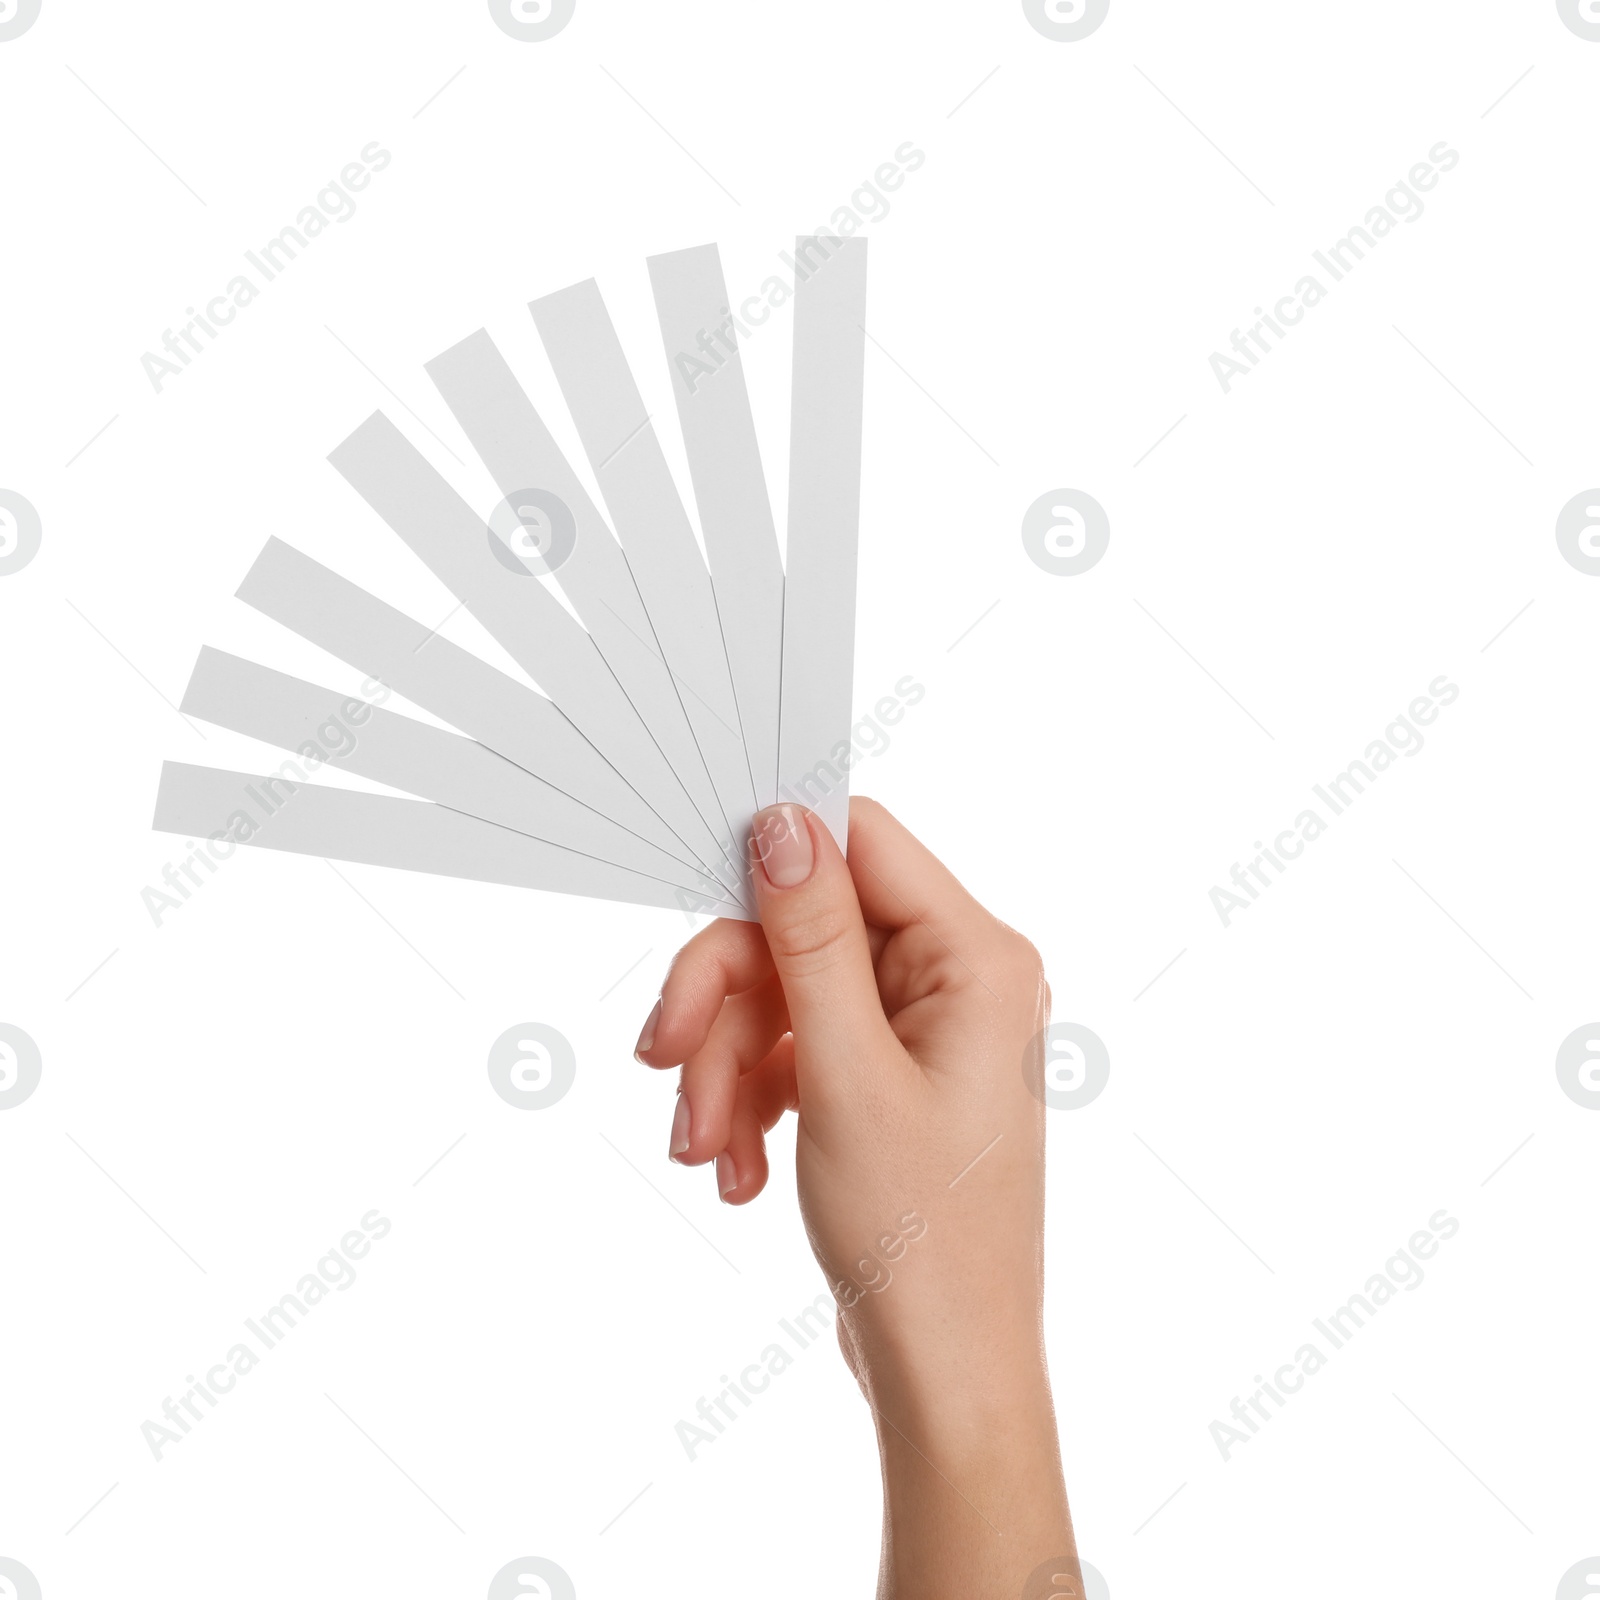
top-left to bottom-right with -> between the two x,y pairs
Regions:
635,798 -> 1081,1597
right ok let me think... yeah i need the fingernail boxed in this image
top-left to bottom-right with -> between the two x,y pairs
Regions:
634,998 -> 662,1061
716,1151 -> 737,1199
751,804 -> 814,889
669,1091 -> 691,1161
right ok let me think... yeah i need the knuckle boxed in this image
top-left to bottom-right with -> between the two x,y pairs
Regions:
997,924 -> 1045,978
987,924 -> 1047,1005
767,905 -> 853,973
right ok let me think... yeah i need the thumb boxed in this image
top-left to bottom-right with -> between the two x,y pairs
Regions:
749,804 -> 895,1076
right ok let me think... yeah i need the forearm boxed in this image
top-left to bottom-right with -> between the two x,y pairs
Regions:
868,1359 -> 1078,1598
641,802 -> 1078,1596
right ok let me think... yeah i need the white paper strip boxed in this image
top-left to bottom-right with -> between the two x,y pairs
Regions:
327,412 -> 749,907
152,762 -> 748,919
234,537 -> 713,883
778,237 -> 868,850
530,280 -> 758,872
424,329 -> 736,852
181,646 -> 717,897
647,243 -> 785,810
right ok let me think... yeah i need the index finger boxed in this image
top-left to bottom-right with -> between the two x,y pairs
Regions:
634,916 -> 773,1067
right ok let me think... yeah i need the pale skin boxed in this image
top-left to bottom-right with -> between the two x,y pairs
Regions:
635,798 -> 1081,1599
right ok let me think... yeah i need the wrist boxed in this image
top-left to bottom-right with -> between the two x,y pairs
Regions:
867,1355 -> 1059,1457
867,1355 -> 1074,1595
842,1288 -> 1052,1425
848,1309 -> 1057,1447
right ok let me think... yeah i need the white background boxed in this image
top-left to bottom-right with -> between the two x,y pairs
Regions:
2,2 -> 1598,1596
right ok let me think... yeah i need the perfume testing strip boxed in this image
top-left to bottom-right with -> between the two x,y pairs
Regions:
234,538 -> 710,878
778,236 -> 868,850
153,763 -> 749,919
648,243 -> 786,811
424,328 -> 735,860
181,647 -> 717,898
328,411 -> 750,908
153,241 -> 868,923
530,280 -> 758,874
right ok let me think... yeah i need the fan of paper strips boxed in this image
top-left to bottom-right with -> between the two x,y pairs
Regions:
151,239 -> 867,921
